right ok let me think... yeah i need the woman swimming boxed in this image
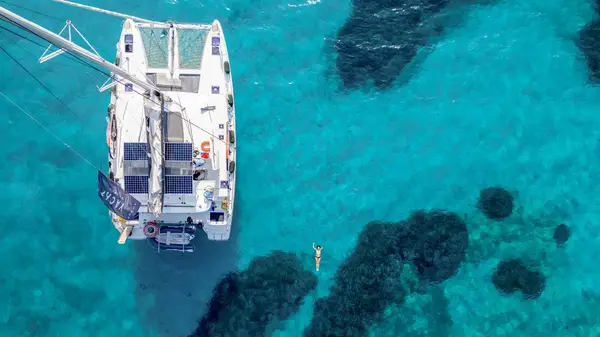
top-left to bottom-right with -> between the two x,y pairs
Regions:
313,242 -> 323,272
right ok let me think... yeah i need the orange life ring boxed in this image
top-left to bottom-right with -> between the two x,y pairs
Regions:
143,222 -> 159,238
201,141 -> 210,152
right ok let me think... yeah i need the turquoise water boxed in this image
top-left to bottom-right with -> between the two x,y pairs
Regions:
2,0 -> 600,335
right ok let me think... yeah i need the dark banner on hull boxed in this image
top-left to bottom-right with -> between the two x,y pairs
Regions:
97,171 -> 141,220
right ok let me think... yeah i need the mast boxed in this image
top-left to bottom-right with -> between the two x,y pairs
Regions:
146,90 -> 164,216
0,6 -> 166,216
0,6 -> 158,94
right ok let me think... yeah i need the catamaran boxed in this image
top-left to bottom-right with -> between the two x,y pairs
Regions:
0,0 -> 237,252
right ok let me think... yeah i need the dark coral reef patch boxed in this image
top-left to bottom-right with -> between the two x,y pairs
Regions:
303,210 -> 468,337
402,210 -> 469,283
303,221 -> 409,337
189,251 -> 317,337
553,223 -> 570,247
491,258 -> 546,299
335,0 -> 452,90
477,186 -> 514,220
578,16 -> 600,82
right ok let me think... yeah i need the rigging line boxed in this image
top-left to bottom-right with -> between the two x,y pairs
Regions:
86,59 -> 236,149
0,11 -> 230,148
82,71 -> 167,159
0,41 -> 86,124
0,17 -> 162,184
0,11 -> 236,149
0,13 -> 120,78
0,91 -> 102,172
0,26 -> 77,69
0,22 -> 157,162
0,0 -> 64,22
0,15 -> 163,163
0,22 -> 87,71
0,17 -> 105,70
83,60 -> 235,149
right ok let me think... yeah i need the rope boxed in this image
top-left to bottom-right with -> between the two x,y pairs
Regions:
0,43 -> 85,123
0,28 -> 150,173
0,26 -> 73,68
0,23 -> 99,74
0,11 -> 235,150
0,0 -> 65,22
0,24 -> 163,161
0,91 -> 102,171
0,7 -> 236,191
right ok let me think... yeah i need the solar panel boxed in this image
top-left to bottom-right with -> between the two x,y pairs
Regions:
165,175 -> 193,194
124,176 -> 149,194
165,142 -> 193,161
124,143 -> 148,161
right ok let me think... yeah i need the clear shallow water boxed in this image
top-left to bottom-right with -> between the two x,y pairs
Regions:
2,0 -> 600,335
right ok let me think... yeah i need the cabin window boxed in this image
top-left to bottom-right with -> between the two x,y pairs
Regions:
124,34 -> 133,53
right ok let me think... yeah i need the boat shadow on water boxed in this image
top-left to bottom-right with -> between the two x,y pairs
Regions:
133,199 -> 242,337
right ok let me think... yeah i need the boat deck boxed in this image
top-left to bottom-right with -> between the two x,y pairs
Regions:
107,19 -> 236,241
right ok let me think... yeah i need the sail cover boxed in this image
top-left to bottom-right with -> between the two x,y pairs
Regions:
97,171 -> 141,220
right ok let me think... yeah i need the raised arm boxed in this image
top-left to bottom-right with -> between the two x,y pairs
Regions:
312,242 -> 316,250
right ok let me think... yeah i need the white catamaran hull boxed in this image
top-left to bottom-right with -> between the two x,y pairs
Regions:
0,1 -> 237,251
107,19 -> 237,245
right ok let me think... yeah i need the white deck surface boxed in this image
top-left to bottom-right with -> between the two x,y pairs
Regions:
108,19 -> 237,241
